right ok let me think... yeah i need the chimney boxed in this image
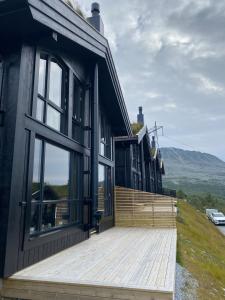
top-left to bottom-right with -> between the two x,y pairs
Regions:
137,106 -> 144,125
87,3 -> 104,35
151,136 -> 156,148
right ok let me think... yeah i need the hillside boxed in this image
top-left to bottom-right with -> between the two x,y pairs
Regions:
177,200 -> 225,299
161,147 -> 225,197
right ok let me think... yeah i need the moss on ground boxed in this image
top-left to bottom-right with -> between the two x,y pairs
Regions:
177,200 -> 225,300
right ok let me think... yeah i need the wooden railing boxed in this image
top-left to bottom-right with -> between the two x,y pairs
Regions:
115,186 -> 177,228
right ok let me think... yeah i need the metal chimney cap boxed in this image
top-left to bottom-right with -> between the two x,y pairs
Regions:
91,2 -> 100,14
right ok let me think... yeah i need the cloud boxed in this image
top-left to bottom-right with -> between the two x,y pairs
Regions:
75,0 -> 225,160
191,73 -> 224,94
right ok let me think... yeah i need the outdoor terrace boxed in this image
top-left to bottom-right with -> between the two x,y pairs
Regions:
1,227 -> 176,300
0,188 -> 177,300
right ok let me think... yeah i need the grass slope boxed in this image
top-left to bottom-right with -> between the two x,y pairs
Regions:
177,200 -> 225,299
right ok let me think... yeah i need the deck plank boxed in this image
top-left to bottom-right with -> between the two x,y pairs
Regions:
1,227 -> 177,300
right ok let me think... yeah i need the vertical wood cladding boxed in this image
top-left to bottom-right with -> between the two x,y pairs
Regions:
18,229 -> 88,271
99,216 -> 114,233
0,50 -> 22,278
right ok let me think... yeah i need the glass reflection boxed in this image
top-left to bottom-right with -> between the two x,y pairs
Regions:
38,58 -> 46,96
72,122 -> 83,143
41,202 -> 69,230
36,98 -> 44,122
73,83 -> 83,121
30,139 -> 42,234
30,204 -> 39,234
49,61 -> 62,107
46,105 -> 61,131
32,139 -> 42,199
98,164 -> 105,211
44,143 -> 69,201
100,142 -> 105,156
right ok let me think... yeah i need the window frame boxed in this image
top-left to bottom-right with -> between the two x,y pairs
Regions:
98,163 -> 113,217
29,137 -> 83,237
34,52 -> 68,134
99,112 -> 112,160
23,49 -> 92,248
72,76 -> 85,144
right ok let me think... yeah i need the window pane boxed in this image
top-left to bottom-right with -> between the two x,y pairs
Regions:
32,139 -> 42,200
44,143 -> 69,201
98,164 -> 105,211
41,201 -> 69,231
46,105 -> 61,131
38,58 -> 46,96
73,81 -> 83,121
30,203 -> 40,234
36,97 -> 44,122
30,139 -> 42,235
100,142 -> 105,156
72,122 -> 83,144
49,61 -> 62,107
105,167 -> 112,216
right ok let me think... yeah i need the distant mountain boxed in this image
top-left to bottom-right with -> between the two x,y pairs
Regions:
161,147 -> 225,198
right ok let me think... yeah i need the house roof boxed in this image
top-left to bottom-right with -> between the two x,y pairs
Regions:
0,0 -> 132,136
115,125 -> 150,145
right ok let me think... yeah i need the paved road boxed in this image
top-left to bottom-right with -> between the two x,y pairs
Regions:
217,226 -> 225,236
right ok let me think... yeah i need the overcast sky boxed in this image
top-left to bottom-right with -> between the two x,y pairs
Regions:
75,0 -> 225,161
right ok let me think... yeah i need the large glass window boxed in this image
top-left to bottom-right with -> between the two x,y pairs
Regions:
72,79 -> 84,143
30,138 -> 81,236
49,61 -> 62,107
71,78 -> 91,147
99,113 -> 112,159
36,56 -> 67,133
98,164 -> 105,211
84,155 -> 91,198
98,164 -> 112,217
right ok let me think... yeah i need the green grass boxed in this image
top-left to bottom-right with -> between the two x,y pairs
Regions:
177,200 -> 225,299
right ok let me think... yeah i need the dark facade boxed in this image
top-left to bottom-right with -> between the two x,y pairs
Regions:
115,126 -> 165,193
0,0 -> 132,278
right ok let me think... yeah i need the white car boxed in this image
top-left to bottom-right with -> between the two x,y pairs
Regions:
206,209 -> 218,218
209,212 -> 225,225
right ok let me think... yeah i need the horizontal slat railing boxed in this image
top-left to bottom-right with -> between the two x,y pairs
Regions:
115,186 -> 177,228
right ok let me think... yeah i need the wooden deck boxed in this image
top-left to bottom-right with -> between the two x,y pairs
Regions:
0,227 -> 177,300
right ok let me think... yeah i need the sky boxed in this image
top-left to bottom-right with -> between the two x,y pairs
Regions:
74,0 -> 225,161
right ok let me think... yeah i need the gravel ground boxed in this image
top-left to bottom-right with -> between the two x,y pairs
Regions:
175,263 -> 199,300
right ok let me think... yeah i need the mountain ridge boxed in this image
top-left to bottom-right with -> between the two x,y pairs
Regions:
160,147 -> 225,197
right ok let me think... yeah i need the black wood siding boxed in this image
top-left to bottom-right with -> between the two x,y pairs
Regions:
18,228 -> 88,271
0,50 -> 22,278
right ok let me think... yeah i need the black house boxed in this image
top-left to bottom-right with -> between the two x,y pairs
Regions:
115,115 -> 165,193
0,0 -> 132,278
150,137 -> 165,194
